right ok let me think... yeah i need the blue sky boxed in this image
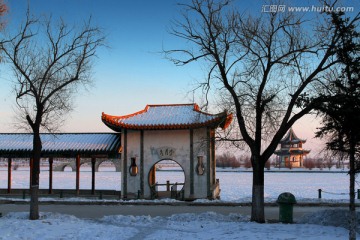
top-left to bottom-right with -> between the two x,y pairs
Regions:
0,0 -> 263,132
1,0 -> 201,132
0,0 -> 358,154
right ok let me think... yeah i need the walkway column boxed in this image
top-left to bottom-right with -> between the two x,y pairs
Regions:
7,158 -> 12,193
189,129 -> 194,197
123,129 -> 128,198
211,129 -> 216,185
76,155 -> 80,195
48,157 -> 53,194
206,128 -> 211,198
29,158 -> 33,189
91,158 -> 96,195
140,130 -> 144,197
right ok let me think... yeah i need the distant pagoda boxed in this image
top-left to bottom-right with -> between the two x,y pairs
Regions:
274,128 -> 310,168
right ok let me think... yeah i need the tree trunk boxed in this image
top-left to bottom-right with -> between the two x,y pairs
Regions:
251,155 -> 265,223
30,129 -> 42,220
349,141 -> 356,240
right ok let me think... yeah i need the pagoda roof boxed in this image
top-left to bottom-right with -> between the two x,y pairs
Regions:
102,103 -> 233,131
280,128 -> 306,144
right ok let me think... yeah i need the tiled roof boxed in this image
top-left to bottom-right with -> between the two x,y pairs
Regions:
280,128 -> 306,144
0,133 -> 121,158
102,104 -> 232,131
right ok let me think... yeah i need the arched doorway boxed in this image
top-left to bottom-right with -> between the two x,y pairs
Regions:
148,159 -> 185,199
63,165 -> 73,172
97,160 -> 121,191
98,160 -> 116,172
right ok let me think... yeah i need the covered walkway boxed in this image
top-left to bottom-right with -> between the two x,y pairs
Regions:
0,133 -> 121,196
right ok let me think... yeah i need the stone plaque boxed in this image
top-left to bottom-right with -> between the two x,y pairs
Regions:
157,147 -> 176,159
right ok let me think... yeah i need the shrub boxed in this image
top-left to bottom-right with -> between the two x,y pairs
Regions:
216,153 -> 241,168
324,157 -> 334,170
303,158 -> 315,170
265,160 -> 271,170
335,159 -> 345,169
315,158 -> 323,169
243,157 -> 252,169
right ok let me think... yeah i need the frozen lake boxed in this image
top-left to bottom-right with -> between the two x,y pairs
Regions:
0,166 -> 354,202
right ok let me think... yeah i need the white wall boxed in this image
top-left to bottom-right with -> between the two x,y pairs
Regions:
123,128 -> 214,199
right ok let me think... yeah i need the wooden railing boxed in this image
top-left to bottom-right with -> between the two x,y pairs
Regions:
150,182 -> 184,200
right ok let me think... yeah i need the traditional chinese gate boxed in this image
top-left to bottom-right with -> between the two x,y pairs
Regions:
102,103 -> 232,200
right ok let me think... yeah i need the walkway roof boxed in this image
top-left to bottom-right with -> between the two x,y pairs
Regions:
0,133 -> 121,158
102,103 -> 232,131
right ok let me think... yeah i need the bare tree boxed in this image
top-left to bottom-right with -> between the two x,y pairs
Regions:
315,157 -> 324,169
323,151 -> 335,170
0,0 -> 8,59
0,0 -> 6,30
0,10 -> 105,220
166,0 -> 359,222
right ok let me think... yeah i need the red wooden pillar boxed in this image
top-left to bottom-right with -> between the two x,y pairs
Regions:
48,157 -> 53,194
7,158 -> 12,193
91,158 -> 96,195
76,155 -> 80,195
29,158 -> 33,189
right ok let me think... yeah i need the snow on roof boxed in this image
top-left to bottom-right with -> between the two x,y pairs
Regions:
280,128 -> 306,144
102,104 -> 232,131
0,133 -> 121,158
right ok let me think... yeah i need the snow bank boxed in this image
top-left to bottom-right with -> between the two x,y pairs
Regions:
298,209 -> 360,232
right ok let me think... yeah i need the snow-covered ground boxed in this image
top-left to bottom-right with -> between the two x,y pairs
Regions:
0,210 -> 358,239
0,167 -> 358,239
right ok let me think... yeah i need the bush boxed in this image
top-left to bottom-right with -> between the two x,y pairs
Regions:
315,158 -> 324,169
216,153 -> 241,168
322,152 -> 334,170
265,160 -> 271,170
335,159 -> 345,169
303,158 -> 315,170
243,157 -> 252,169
